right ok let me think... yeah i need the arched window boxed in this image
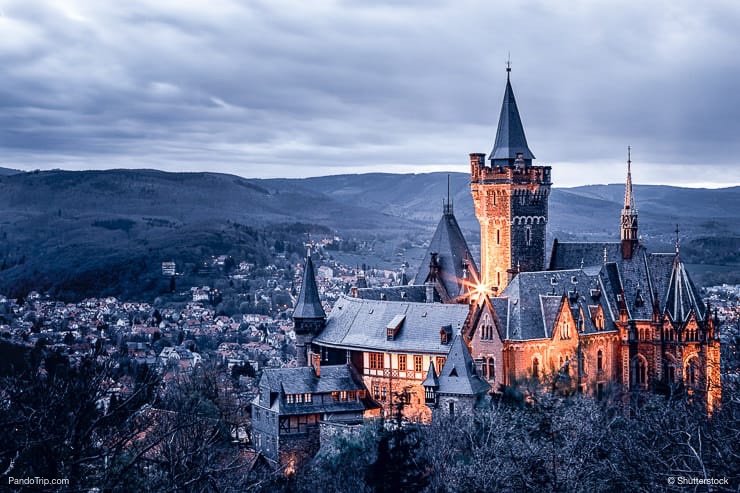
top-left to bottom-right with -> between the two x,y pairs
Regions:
633,355 -> 647,388
532,357 -> 540,379
487,357 -> 495,382
685,357 -> 699,387
449,401 -> 455,418
665,355 -> 676,384
597,350 -> 603,373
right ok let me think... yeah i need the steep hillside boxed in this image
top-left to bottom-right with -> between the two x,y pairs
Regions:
0,169 -> 737,300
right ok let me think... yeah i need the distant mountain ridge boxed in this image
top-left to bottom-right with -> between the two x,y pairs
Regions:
0,169 -> 737,300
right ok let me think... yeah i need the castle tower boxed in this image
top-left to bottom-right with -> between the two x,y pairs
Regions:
470,66 -> 551,293
293,250 -> 326,367
621,147 -> 639,259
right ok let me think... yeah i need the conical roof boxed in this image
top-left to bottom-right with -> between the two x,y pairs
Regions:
422,360 -> 439,388
293,255 -> 325,320
489,72 -> 535,164
437,335 -> 490,396
664,254 -> 705,323
414,207 -> 479,299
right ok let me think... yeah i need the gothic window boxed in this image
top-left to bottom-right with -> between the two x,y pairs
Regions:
398,354 -> 407,371
414,355 -> 423,372
532,357 -> 540,379
685,357 -> 699,387
561,321 -> 570,339
597,350 -> 603,373
487,357 -> 496,381
633,355 -> 648,388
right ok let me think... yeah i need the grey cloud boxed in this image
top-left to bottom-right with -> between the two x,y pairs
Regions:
0,0 -> 739,185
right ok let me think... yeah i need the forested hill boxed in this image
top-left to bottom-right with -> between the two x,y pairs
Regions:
0,169 -> 737,300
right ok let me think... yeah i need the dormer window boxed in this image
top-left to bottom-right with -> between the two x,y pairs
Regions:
386,314 -> 405,341
551,276 -> 558,286
440,325 -> 452,344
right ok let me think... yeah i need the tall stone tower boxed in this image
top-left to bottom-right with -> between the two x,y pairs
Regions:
470,67 -> 551,293
293,251 -> 325,367
621,147 -> 639,260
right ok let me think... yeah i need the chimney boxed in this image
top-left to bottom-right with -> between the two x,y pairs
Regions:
311,352 -> 321,377
425,282 -> 435,303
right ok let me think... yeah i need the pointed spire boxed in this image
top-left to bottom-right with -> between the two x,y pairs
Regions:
675,224 -> 680,254
624,146 -> 635,210
621,147 -> 639,259
489,66 -> 535,166
443,174 -> 453,215
293,251 -> 325,320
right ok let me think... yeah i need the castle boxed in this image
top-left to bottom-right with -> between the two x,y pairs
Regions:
252,67 -> 722,460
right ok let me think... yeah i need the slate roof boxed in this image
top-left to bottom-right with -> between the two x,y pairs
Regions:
355,285 -> 427,303
548,240 -> 621,271
489,72 -> 535,164
548,241 -> 695,323
314,295 -> 471,354
435,335 -> 490,396
293,255 -> 325,320
257,364 -> 379,415
664,254 -> 706,323
498,269 -> 615,341
421,361 -> 439,388
414,208 -> 479,300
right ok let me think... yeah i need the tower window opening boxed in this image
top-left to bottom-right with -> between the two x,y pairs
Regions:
525,226 -> 532,246
496,229 -> 500,245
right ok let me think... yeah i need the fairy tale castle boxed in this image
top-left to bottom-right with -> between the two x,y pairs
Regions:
255,67 -> 721,449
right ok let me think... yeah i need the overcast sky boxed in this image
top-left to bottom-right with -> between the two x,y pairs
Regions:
1,0 -> 738,187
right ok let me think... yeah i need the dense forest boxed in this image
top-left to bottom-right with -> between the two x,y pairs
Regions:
1,339 -> 737,492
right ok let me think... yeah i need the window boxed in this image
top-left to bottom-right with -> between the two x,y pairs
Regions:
295,393 -> 303,403
373,386 -> 380,400
633,356 -> 647,388
449,401 -> 455,418
286,394 -> 295,404
487,357 -> 495,381
331,391 -> 339,402
525,226 -> 532,246
414,355 -> 423,372
340,391 -> 347,401
348,390 -> 356,401
369,352 -> 384,370
398,354 -> 407,371
496,229 -> 500,245
304,393 -> 312,403
381,387 -> 387,401
597,350 -> 603,373
532,357 -> 540,378
686,357 -> 698,387
561,321 -> 570,339
436,357 -> 446,373
497,272 -> 501,286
